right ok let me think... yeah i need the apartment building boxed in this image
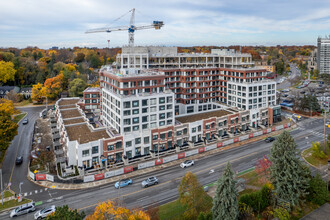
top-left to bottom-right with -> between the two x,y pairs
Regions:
117,46 -> 254,69
317,36 -> 330,74
255,65 -> 275,73
78,87 -> 101,111
308,48 -> 317,71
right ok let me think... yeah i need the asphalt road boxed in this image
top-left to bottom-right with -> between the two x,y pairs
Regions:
1,106 -> 46,195
0,116 -> 328,219
277,63 -> 301,90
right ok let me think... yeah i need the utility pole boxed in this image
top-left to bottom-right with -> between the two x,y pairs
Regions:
324,97 -> 328,153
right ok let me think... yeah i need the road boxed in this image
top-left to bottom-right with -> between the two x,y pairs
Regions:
277,63 -> 301,90
1,106 -> 48,196
0,116 -> 328,219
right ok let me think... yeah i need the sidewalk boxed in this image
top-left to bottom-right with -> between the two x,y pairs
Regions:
28,124 -> 296,190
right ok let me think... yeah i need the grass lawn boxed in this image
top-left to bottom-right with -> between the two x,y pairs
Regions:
159,199 -> 186,220
13,113 -> 27,123
3,191 -> 14,199
0,198 -> 31,212
13,100 -> 32,107
302,147 -> 328,167
239,170 -> 268,188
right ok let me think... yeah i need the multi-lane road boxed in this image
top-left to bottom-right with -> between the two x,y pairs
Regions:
0,107 -> 328,219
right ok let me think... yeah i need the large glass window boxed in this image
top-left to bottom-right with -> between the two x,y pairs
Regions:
133,109 -> 139,114
142,99 -> 148,106
107,145 -> 114,151
126,141 -> 132,147
92,146 -> 98,154
135,138 -> 141,145
132,101 -> 139,107
159,105 -> 165,111
82,150 -> 89,157
159,97 -> 165,104
144,137 -> 149,144
124,101 -> 130,108
133,117 -> 139,124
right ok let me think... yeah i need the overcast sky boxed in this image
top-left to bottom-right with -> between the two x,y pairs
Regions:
1,0 -> 330,49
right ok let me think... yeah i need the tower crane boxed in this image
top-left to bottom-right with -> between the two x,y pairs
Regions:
85,8 -> 164,47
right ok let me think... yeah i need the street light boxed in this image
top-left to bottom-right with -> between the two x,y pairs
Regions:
19,182 -> 23,197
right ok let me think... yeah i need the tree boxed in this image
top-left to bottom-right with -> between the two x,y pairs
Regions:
255,156 -> 271,184
74,53 -> 85,63
0,98 -> 18,116
212,162 -> 239,220
44,73 -> 64,99
178,171 -> 211,219
69,78 -> 87,97
86,200 -> 150,220
31,83 -> 46,103
47,205 -> 85,220
270,131 -> 310,209
0,52 -> 15,62
306,174 -> 329,205
0,60 -> 16,84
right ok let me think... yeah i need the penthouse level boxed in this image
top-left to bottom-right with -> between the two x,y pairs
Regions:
116,46 -> 254,70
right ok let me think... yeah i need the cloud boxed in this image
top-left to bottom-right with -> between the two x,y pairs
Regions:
0,0 -> 329,48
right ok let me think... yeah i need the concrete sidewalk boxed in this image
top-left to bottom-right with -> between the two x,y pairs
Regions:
28,124 -> 296,190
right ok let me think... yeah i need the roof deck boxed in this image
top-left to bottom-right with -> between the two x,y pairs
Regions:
66,124 -> 110,144
58,99 -> 79,106
63,118 -> 85,125
176,109 -> 232,124
61,109 -> 81,119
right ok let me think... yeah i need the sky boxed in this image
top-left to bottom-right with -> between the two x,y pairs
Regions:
1,0 -> 330,49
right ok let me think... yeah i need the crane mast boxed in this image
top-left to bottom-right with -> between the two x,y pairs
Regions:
86,8 -> 163,47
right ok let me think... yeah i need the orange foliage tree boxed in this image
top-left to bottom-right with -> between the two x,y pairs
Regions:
44,73 -> 64,99
255,156 -> 271,184
86,200 -> 150,220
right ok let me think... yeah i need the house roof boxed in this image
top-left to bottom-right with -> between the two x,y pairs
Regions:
0,86 -> 20,94
20,87 -> 32,92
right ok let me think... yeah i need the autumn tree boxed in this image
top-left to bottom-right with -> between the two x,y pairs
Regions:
0,52 -> 15,62
44,73 -> 64,99
0,99 -> 18,163
31,83 -> 46,103
178,171 -> 212,219
0,60 -> 16,84
47,205 -> 85,220
212,162 -> 239,220
270,131 -> 310,209
86,200 -> 150,220
69,78 -> 87,97
255,156 -> 271,184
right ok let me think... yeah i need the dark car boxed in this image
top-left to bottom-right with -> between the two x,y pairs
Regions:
16,156 -> 23,165
22,118 -> 28,125
265,137 -> 275,143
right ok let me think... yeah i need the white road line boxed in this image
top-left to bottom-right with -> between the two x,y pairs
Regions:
24,193 -> 27,196
45,188 -> 48,191
35,190 -> 38,194
39,189 -> 43,193
29,192 -> 32,195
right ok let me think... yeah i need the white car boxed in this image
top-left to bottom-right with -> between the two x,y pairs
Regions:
180,160 -> 194,168
34,205 -> 56,219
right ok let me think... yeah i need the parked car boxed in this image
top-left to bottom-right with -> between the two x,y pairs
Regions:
34,205 -> 56,219
10,202 -> 35,218
22,118 -> 28,125
292,114 -> 302,121
115,178 -> 133,189
180,160 -> 194,168
141,176 -> 158,188
265,137 -> 275,143
15,156 -> 23,165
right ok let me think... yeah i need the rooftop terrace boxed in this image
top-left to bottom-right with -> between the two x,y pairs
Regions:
66,124 -> 110,144
58,99 -> 79,106
61,109 -> 81,119
176,109 -> 232,124
63,117 -> 85,125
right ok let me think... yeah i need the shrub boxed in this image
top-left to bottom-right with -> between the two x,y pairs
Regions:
239,185 -> 271,213
197,211 -> 212,220
311,142 -> 326,159
307,174 -> 329,205
273,207 -> 290,220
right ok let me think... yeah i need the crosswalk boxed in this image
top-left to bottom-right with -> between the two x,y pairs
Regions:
297,127 -> 325,137
23,188 -> 48,197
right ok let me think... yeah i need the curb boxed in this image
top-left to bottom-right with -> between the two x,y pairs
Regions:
28,123 -> 295,190
17,112 -> 28,124
301,148 -> 321,169
0,198 -> 32,214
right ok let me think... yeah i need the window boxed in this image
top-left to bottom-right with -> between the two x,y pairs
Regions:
159,121 -> 165,126
167,104 -> 172,110
124,101 -> 130,108
85,100 -> 90,104
159,105 -> 165,111
142,99 -> 148,106
153,134 -> 158,140
92,157 -> 99,164
159,113 -> 165,119
150,106 -> 156,112
85,94 -> 90,98
160,133 -> 165,140
133,125 -> 139,131
176,130 -> 182,136
133,117 -> 139,124
198,125 -> 202,132
107,145 -> 114,151
150,114 -> 156,121
159,97 -> 165,104
124,127 -> 131,132
124,110 -> 131,116
142,124 -> 148,129
132,101 -> 139,107
135,138 -> 141,145
92,146 -> 98,154
192,127 -> 196,133
150,98 -> 156,105
116,142 -> 122,149
167,112 -> 173,118
142,116 -> 148,122
183,128 -> 188,134
144,147 -> 149,155
167,96 -> 173,103
124,119 -> 131,125
142,107 -> 148,113
168,131 -> 172,137
167,120 -> 172,125
133,109 -> 139,114
82,150 -> 89,157
144,137 -> 150,144
126,141 -> 132,147
150,122 -> 156,128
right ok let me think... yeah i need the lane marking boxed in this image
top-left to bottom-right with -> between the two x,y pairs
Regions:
35,190 -> 38,194
78,151 -> 258,211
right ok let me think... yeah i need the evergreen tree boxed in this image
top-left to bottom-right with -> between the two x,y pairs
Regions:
270,131 -> 310,209
212,162 -> 238,220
